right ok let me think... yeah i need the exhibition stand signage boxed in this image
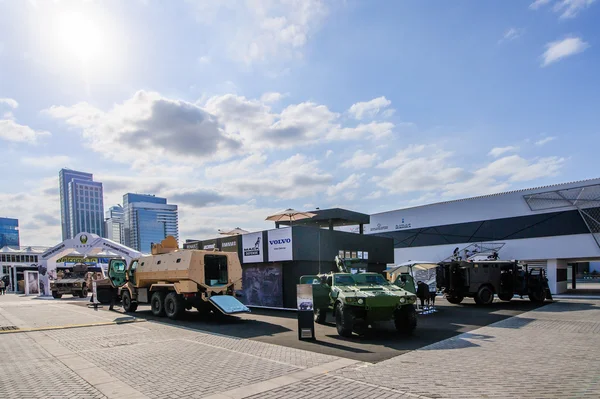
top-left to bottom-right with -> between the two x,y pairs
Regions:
296,283 -> 315,340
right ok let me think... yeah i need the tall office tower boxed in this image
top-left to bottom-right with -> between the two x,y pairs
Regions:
123,193 -> 178,253
105,205 -> 125,244
0,217 -> 19,248
59,169 -> 105,239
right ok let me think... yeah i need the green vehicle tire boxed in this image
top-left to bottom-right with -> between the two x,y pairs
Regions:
314,308 -> 327,324
79,288 -> 88,298
475,286 -> 494,306
394,304 -> 417,335
335,302 -> 354,337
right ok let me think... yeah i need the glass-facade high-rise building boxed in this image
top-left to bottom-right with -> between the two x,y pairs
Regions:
123,193 -> 179,253
105,205 -> 125,244
0,217 -> 19,248
59,169 -> 105,239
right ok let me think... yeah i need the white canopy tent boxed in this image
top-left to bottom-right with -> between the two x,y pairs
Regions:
39,232 -> 143,296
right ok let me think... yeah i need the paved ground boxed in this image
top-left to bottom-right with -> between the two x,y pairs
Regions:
1,294 -> 600,398
71,296 -> 546,363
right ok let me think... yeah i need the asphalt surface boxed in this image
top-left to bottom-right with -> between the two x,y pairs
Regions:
70,296 -> 547,363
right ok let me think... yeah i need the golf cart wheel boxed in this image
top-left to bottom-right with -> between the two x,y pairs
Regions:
122,290 -> 138,313
335,302 -> 354,337
151,291 -> 166,317
475,286 -> 494,306
498,293 -> 513,302
529,289 -> 546,304
394,304 -> 417,335
164,292 -> 184,319
314,308 -> 327,324
446,295 -> 464,304
52,291 -> 62,299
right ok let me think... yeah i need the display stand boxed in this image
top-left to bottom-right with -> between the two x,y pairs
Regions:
296,284 -> 315,340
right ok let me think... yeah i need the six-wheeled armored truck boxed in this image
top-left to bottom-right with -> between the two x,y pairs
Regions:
106,236 -> 250,319
300,256 -> 418,337
436,259 -> 552,305
50,263 -> 101,298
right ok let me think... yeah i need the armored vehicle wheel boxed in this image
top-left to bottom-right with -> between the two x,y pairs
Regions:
314,308 -> 327,324
335,302 -> 354,337
164,292 -> 184,319
475,286 -> 494,305
529,289 -> 545,303
52,291 -> 62,299
122,290 -> 138,313
446,295 -> 463,304
79,288 -> 88,298
394,304 -> 417,335
96,287 -> 113,304
151,291 -> 166,317
498,293 -> 513,302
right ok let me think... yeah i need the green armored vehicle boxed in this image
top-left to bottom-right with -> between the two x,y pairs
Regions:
50,263 -> 94,298
300,256 -> 418,337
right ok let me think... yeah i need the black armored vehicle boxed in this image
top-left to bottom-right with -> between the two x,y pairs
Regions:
436,260 -> 552,305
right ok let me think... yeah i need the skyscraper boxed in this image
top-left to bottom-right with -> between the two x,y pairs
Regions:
59,169 -> 105,240
105,205 -> 125,244
123,193 -> 178,253
0,217 -> 19,248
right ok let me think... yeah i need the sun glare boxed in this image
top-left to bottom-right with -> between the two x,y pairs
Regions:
56,11 -> 104,65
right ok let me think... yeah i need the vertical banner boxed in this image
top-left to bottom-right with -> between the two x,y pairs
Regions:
267,228 -> 293,262
24,271 -> 40,296
242,232 -> 263,263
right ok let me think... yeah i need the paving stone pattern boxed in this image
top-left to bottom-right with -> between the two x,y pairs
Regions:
0,333 -> 106,399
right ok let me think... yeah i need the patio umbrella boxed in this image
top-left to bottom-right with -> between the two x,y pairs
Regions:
265,208 -> 317,226
218,227 -> 249,236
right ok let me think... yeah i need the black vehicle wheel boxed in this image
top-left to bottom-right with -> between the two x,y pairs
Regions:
475,286 -> 494,306
394,304 -> 417,335
122,290 -> 138,313
52,291 -> 62,299
335,302 -> 354,337
96,288 -> 113,304
446,295 -> 464,304
150,291 -> 166,317
314,308 -> 327,324
164,292 -> 184,319
529,289 -> 546,303
498,293 -> 513,302
79,288 -> 88,298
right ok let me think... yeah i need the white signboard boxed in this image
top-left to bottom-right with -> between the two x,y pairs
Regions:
242,232 -> 264,263
268,228 -> 293,262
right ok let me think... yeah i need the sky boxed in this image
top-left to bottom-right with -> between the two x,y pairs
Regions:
1,0 -> 599,247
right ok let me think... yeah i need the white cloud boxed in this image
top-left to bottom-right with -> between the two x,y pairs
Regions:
21,155 -> 71,169
341,150 -> 378,169
531,0 -> 596,18
488,146 -> 519,157
554,0 -> 596,18
0,119 -> 51,144
542,37 -> 589,67
0,98 -> 18,109
327,173 -> 363,200
535,136 -> 556,145
376,144 -> 426,169
197,55 -> 211,64
325,149 -> 333,158
187,0 -> 329,64
365,190 -> 383,200
530,0 -> 552,9
45,91 -> 242,163
348,96 -> 393,120
500,28 -> 523,43
260,92 -> 286,103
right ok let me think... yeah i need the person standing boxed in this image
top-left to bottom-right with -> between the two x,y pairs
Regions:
0,279 -> 5,295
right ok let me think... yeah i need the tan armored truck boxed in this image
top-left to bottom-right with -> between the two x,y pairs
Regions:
106,236 -> 250,319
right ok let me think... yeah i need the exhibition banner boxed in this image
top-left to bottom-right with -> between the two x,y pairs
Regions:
242,232 -> 264,263
202,239 -> 217,250
220,237 -> 238,253
267,228 -> 293,262
24,271 -> 40,296
241,264 -> 282,307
